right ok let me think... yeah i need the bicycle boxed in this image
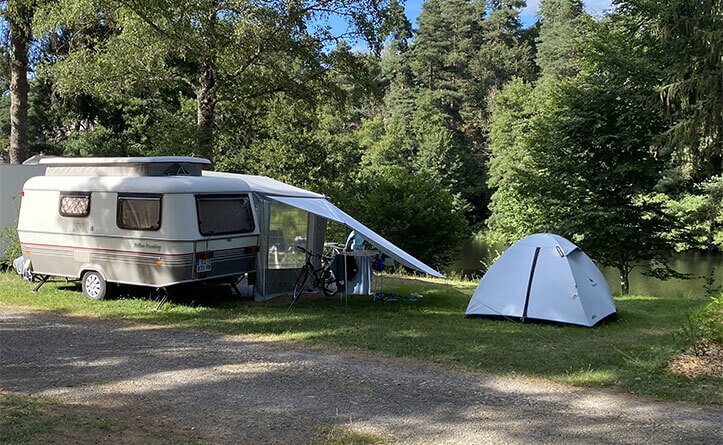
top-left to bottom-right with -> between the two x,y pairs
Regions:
289,245 -> 338,308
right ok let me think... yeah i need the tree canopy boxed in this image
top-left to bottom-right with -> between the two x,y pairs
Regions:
0,0 -> 720,276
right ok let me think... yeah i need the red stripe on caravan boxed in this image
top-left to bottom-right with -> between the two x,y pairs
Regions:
21,242 -> 193,257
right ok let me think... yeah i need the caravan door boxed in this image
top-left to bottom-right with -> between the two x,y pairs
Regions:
194,194 -> 259,281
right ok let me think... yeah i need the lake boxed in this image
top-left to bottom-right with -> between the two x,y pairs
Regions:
450,238 -> 723,298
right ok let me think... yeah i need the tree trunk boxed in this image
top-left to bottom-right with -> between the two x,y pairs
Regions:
8,2 -> 31,164
618,266 -> 630,295
196,62 -> 217,161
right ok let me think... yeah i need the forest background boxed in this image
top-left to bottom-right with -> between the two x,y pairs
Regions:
0,0 -> 720,293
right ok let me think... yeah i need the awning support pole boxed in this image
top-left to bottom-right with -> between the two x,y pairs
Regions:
343,248 -> 348,305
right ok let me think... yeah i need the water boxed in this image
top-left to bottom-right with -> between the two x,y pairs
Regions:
450,238 -> 723,298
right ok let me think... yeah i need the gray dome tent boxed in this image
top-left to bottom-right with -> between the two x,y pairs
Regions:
466,233 -> 616,327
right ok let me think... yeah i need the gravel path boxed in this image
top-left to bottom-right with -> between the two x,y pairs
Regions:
1,307 -> 721,444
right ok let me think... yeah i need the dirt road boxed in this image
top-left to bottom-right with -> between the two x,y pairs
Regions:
1,307 -> 720,444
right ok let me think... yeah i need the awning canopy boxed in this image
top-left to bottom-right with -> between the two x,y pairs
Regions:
202,170 -> 444,278
269,196 -> 444,278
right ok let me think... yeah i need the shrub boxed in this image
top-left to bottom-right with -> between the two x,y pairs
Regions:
0,227 -> 21,269
679,294 -> 723,356
354,166 -> 469,268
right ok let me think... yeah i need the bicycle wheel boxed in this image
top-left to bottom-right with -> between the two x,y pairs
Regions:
320,269 -> 338,297
292,267 -> 312,302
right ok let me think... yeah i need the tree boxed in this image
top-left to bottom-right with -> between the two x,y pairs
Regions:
535,0 -> 587,80
2,0 -> 34,163
491,72 -> 676,294
35,0 -> 397,160
486,77 -> 540,242
359,91 -> 474,218
464,0 -> 534,138
355,166 -> 468,267
662,176 -> 723,252
380,0 -> 414,115
615,0 -> 722,180
410,0 -> 487,115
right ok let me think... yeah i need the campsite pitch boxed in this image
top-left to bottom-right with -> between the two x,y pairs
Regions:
0,271 -> 720,407
1,307 -> 721,444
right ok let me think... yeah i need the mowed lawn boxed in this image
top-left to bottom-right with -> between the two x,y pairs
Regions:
0,271 -> 719,405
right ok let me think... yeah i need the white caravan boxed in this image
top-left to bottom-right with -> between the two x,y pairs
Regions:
17,156 -> 445,302
17,157 -> 260,299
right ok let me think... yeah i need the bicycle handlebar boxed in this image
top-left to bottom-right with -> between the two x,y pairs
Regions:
295,245 -> 332,261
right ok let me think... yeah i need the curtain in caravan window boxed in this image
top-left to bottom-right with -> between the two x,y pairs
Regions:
59,193 -> 90,217
117,195 -> 162,231
196,195 -> 255,236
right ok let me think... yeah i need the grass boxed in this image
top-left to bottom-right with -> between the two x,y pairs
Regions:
0,391 -> 121,444
0,271 -> 720,405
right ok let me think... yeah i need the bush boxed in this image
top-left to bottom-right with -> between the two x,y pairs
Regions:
679,294 -> 723,356
354,166 -> 469,268
0,227 -> 21,269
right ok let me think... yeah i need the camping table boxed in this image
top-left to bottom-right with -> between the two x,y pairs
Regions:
341,250 -> 379,301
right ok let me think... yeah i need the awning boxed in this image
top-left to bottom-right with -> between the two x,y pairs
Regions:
268,196 -> 444,278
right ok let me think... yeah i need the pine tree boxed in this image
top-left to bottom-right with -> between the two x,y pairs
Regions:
3,0 -> 35,164
410,0 -> 487,117
535,0 -> 587,80
380,0 -> 415,117
463,0 -> 534,139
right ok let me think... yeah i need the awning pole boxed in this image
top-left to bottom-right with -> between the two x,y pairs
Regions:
343,248 -> 348,305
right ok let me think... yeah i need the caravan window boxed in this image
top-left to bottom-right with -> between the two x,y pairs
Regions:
59,193 -> 90,217
117,194 -> 162,231
196,195 -> 254,236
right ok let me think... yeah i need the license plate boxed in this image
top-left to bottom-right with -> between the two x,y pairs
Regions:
196,259 -> 212,273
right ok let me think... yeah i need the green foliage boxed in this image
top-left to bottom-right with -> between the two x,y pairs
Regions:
659,176 -> 723,251
0,0 -> 718,280
535,0 -> 587,80
360,92 -> 478,219
0,226 -> 21,268
679,294 -> 723,356
33,0 -> 397,159
486,10 -> 697,291
354,167 -> 468,267
625,0 -> 722,180
486,77 -> 539,242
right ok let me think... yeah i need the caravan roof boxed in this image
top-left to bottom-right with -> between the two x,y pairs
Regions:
33,156 -> 212,166
22,169 -> 326,198
23,175 -> 254,194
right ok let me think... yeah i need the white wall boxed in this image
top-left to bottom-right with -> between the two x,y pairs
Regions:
0,165 -> 46,259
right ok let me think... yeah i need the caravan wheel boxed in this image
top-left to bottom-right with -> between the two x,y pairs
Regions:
82,271 -> 107,300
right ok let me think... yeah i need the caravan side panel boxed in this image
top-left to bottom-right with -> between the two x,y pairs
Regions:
18,190 -> 259,287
